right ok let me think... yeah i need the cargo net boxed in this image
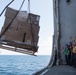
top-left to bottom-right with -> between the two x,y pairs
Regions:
0,7 -> 40,55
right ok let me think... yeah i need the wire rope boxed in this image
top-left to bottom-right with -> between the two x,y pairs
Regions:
0,0 -> 26,38
0,0 -> 14,16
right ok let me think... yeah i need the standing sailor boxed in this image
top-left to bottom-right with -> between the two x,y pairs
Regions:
64,44 -> 69,65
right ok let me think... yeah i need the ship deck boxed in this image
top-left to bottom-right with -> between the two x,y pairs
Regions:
42,65 -> 76,75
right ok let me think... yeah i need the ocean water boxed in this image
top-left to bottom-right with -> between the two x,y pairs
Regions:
0,55 -> 51,75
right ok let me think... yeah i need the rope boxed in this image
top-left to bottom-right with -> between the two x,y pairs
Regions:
28,0 -> 37,51
0,0 -> 14,16
0,0 -> 26,38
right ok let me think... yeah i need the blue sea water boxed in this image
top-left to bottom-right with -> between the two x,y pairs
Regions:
0,55 -> 51,75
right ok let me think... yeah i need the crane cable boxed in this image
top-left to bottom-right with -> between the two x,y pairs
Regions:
0,0 -> 26,38
28,0 -> 30,13
28,0 -> 37,51
0,0 -> 14,16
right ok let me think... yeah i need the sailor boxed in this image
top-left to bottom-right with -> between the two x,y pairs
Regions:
64,44 -> 69,65
72,44 -> 76,67
68,42 -> 73,65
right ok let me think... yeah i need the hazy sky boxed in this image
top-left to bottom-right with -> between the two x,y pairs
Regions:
0,0 -> 54,55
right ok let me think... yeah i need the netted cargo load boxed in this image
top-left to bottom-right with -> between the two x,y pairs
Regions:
0,7 -> 40,55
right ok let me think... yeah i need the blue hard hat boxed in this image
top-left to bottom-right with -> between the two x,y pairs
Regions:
65,44 -> 68,46
69,42 -> 72,44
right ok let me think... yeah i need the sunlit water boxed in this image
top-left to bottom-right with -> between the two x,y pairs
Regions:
0,55 -> 51,75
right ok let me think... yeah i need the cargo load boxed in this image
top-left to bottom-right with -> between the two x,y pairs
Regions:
0,7 -> 40,55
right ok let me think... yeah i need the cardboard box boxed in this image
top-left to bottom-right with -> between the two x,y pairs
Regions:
5,7 -> 28,22
25,33 -> 39,45
27,13 -> 40,25
17,11 -> 28,22
3,17 -> 12,28
28,13 -> 40,22
3,29 -> 24,42
18,22 -> 29,33
18,22 -> 40,35
9,19 -> 19,30
5,7 -> 18,19
2,17 -> 20,30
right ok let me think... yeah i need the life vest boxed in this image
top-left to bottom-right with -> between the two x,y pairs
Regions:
64,47 -> 69,55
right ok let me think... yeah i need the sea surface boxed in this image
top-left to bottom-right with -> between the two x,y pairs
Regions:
0,55 -> 51,75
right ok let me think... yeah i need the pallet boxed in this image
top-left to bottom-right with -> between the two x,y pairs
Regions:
0,39 -> 38,55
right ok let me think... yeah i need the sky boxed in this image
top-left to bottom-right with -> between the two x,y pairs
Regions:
0,0 -> 54,55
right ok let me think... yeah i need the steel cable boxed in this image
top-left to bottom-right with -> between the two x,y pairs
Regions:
0,0 -> 14,16
0,0 -> 26,38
